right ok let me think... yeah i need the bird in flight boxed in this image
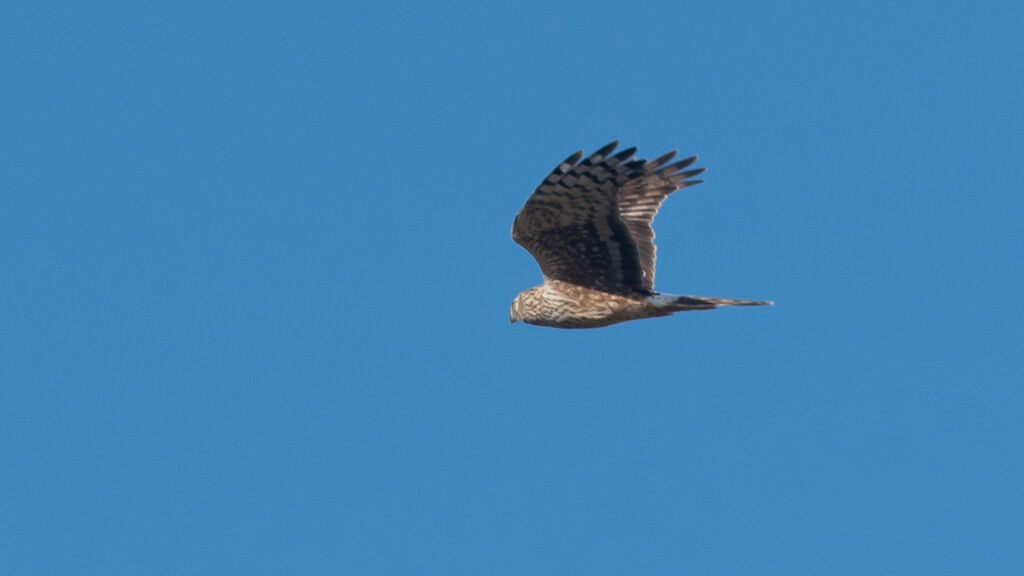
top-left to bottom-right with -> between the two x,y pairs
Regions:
510,141 -> 771,329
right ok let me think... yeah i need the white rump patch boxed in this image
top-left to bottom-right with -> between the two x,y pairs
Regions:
646,293 -> 680,306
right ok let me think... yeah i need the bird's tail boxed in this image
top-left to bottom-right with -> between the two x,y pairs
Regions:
654,294 -> 774,311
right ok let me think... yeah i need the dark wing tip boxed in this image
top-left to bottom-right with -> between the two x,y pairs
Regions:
543,149 -> 583,184
612,146 -> 637,162
668,155 -> 699,171
556,149 -> 583,168
649,150 -> 678,169
592,140 -> 619,159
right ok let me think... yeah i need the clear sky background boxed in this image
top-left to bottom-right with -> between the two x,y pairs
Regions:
2,1 -> 1022,574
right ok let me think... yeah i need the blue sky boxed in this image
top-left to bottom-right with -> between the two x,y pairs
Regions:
2,1 -> 1022,574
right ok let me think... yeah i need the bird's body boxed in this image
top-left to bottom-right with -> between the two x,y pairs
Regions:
512,280 -> 768,329
509,141 -> 770,329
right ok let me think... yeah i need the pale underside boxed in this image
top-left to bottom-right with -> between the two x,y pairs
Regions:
510,141 -> 771,329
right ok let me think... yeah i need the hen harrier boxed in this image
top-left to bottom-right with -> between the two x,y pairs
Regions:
510,141 -> 771,329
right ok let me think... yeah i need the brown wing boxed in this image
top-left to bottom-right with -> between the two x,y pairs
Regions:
618,151 -> 705,291
512,142 -> 704,294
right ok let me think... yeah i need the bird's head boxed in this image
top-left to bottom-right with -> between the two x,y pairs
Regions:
509,295 -> 522,325
509,287 -> 542,325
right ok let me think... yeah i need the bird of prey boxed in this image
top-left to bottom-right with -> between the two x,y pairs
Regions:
509,141 -> 771,329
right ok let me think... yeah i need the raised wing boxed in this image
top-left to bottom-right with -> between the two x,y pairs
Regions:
512,142 -> 704,294
618,151 -> 704,291
512,142 -> 644,294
